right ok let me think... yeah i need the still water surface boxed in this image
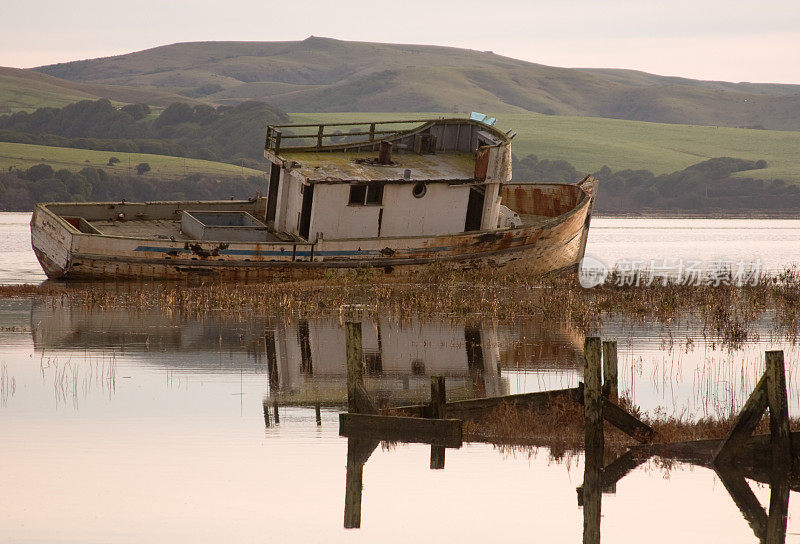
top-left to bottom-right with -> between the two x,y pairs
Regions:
2,213 -> 800,542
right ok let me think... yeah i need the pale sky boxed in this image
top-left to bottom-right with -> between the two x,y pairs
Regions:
3,0 -> 800,84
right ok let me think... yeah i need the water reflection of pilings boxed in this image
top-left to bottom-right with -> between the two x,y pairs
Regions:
340,322 -> 463,529
580,347 -> 796,544
30,300 -> 587,407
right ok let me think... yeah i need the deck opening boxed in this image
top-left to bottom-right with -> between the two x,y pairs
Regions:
299,184 -> 314,240
464,186 -> 486,232
266,162 -> 281,225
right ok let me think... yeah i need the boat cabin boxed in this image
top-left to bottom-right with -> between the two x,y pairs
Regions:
263,115 -> 513,241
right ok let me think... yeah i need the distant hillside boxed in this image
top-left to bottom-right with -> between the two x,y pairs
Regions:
0,67 -> 203,113
35,37 -> 800,130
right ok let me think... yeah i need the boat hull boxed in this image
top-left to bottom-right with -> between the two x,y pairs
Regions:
30,178 -> 597,280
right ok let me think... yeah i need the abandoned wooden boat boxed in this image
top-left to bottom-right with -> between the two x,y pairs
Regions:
30,114 -> 597,280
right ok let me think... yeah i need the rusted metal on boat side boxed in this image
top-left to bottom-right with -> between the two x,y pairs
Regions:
30,178 -> 596,280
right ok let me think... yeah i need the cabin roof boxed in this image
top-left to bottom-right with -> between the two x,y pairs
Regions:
281,151 -> 475,183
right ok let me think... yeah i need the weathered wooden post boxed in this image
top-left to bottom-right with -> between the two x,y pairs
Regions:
766,350 -> 790,544
378,141 -> 393,165
315,404 -> 322,426
430,376 -> 446,469
346,322 -> 377,415
344,320 -> 379,529
715,350 -> 792,469
602,340 -> 618,402
263,399 -> 271,428
583,337 -> 603,544
316,125 -> 325,149
273,401 -> 280,424
430,376 -> 446,419
344,437 -> 378,529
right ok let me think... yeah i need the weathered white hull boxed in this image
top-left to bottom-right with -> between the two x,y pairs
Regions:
30,178 -> 596,280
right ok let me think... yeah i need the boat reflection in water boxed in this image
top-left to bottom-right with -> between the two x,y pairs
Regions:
30,300 -> 584,407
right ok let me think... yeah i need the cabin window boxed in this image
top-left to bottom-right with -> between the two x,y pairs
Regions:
349,183 -> 384,206
349,185 -> 366,205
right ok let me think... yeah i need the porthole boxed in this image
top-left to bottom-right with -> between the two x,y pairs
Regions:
412,182 -> 427,199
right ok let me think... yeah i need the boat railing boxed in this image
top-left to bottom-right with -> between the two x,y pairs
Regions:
265,119 -> 439,154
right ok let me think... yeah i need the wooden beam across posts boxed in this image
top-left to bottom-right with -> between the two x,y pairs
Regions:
574,383 -> 654,443
715,464 -> 768,541
391,387 -> 581,421
602,340 -> 618,402
583,337 -> 603,544
430,376 -> 447,469
715,373 -> 769,465
346,322 -> 377,415
339,413 -> 462,448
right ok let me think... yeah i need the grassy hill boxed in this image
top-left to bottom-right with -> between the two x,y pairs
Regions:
0,142 -> 263,179
288,112 -> 800,183
0,67 -> 202,113
34,37 -> 800,130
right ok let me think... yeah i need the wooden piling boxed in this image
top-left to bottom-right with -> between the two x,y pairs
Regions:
430,376 -> 446,469
583,337 -> 603,544
273,401 -> 280,424
602,340 -> 618,401
346,322 -> 377,415
430,446 -> 446,470
430,376 -> 446,419
315,404 -> 322,426
344,437 -> 379,529
263,399 -> 271,427
766,350 -> 791,544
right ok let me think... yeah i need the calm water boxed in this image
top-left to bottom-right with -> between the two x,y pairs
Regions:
2,212 -> 800,543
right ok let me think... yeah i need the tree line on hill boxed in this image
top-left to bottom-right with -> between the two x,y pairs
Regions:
512,155 -> 800,214
0,99 -> 288,168
0,163 -> 264,211
3,155 -> 798,215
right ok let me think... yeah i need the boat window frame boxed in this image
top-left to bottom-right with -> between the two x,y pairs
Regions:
348,183 -> 384,206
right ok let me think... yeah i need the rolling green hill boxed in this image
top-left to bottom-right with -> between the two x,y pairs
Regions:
35,37 -> 800,130
0,142 -> 263,179
288,112 -> 800,183
0,67 -> 202,113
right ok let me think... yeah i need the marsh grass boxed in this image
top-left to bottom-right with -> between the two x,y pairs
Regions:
40,353 -> 117,408
0,362 -> 15,407
463,396 -> 800,461
4,266 -> 800,348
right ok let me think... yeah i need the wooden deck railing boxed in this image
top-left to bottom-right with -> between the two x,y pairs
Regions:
265,119 -> 439,154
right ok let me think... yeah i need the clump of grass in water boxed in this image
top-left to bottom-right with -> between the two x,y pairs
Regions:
462,396 -> 800,460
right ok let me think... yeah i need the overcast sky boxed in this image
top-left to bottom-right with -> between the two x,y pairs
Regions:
4,0 -> 800,84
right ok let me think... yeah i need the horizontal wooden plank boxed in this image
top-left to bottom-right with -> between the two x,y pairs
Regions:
391,387 -> 581,421
339,413 -> 462,447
